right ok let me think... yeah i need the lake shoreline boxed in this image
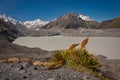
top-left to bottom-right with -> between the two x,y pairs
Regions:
13,36 -> 120,59
0,36 -> 120,80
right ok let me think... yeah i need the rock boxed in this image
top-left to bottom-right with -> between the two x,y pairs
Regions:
83,76 -> 100,80
4,78 -> 9,80
83,76 -> 90,80
95,55 -> 120,80
48,78 -> 55,80
21,62 -> 32,68
19,70 -> 26,74
22,76 -> 28,79
55,74 -> 61,80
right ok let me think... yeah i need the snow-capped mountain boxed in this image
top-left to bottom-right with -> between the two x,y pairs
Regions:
41,12 -> 99,29
23,19 -> 49,29
78,14 -> 94,21
41,12 -> 87,29
0,13 -> 97,31
0,14 -> 27,32
0,14 -> 49,31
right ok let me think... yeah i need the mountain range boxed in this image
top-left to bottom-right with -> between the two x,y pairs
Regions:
0,12 -> 120,34
23,19 -> 49,29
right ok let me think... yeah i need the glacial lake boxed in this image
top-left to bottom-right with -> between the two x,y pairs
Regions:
13,36 -> 120,59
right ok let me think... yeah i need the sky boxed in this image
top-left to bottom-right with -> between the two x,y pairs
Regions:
0,0 -> 120,22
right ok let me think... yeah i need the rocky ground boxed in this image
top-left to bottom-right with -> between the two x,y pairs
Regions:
24,29 -> 120,37
96,55 -> 120,80
0,35 -> 120,80
0,62 -> 100,80
0,36 -> 120,80
0,47 -> 120,80
60,29 -> 120,37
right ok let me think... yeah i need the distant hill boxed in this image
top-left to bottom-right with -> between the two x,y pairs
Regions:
100,17 -> 120,29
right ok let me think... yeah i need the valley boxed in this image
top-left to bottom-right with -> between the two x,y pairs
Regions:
0,12 -> 120,80
1,12 -> 120,38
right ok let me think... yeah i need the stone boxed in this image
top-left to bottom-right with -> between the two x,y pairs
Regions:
48,78 -> 55,80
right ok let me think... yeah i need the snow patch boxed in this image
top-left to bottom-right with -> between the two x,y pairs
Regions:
78,14 -> 94,21
23,19 -> 49,29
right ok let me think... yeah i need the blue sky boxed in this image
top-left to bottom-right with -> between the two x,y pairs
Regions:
0,0 -> 120,22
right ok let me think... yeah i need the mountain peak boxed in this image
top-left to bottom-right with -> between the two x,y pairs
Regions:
34,19 -> 41,22
41,12 -> 88,29
66,12 -> 78,16
60,12 -> 78,20
41,12 -> 99,29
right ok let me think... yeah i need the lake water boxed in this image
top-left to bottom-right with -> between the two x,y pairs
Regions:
13,36 -> 120,59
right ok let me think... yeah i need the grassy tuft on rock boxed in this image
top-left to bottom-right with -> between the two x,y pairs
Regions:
51,49 -> 111,80
52,49 -> 99,72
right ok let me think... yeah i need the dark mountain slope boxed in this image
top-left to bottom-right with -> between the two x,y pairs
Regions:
0,19 -> 22,42
100,17 -> 120,29
0,18 -> 49,59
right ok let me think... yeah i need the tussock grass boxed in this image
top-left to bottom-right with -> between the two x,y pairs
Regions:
51,49 -> 110,80
52,49 -> 99,72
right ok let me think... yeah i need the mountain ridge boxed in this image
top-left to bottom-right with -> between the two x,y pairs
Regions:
0,12 -> 120,30
0,14 -> 27,32
100,17 -> 120,29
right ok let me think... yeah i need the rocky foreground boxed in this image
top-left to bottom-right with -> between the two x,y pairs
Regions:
0,62 -> 100,80
0,34 -> 120,80
0,45 -> 120,80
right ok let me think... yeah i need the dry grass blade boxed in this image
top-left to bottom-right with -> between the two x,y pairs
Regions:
0,59 -> 7,63
20,58 -> 32,62
79,37 -> 89,51
7,57 -> 20,63
33,61 -> 44,66
68,43 -> 79,51
44,61 -> 64,70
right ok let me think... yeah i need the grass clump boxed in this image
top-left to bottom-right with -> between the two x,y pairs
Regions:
52,49 -> 99,72
51,49 -> 110,80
